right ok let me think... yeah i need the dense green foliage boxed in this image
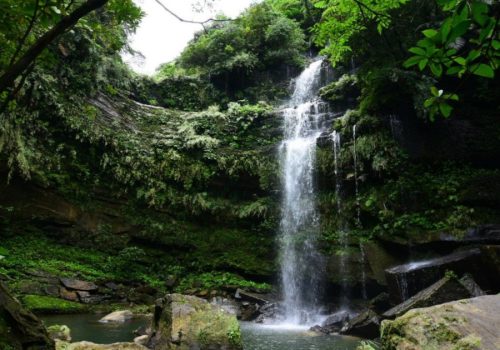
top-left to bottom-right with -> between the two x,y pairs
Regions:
0,0 -> 499,306
154,2 -> 306,103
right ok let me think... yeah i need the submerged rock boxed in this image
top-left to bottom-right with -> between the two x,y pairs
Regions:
254,302 -> 284,324
382,274 -> 484,319
381,294 -> 500,349
99,310 -> 133,323
239,301 -> 260,321
310,310 -> 350,334
0,282 -> 55,349
340,310 -> 380,339
146,293 -> 243,349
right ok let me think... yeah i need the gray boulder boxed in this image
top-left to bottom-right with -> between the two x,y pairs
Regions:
383,274 -> 484,319
146,293 -> 243,350
385,248 -> 495,303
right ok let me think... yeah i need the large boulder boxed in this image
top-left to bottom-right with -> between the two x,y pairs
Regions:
381,294 -> 500,349
146,294 -> 243,350
385,248 -> 498,303
382,274 -> 484,319
0,282 -> 55,349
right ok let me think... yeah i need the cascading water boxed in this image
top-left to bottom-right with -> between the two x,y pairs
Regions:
279,59 -> 327,325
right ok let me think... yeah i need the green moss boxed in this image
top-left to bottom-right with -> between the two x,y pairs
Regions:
453,335 -> 481,350
175,272 -> 272,294
22,295 -> 85,314
430,322 -> 461,343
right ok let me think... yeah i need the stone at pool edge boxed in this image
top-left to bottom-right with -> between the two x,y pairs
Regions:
48,324 -> 72,342
60,278 -> 98,292
55,340 -> 147,349
380,294 -> 500,349
146,293 -> 243,350
99,310 -> 134,323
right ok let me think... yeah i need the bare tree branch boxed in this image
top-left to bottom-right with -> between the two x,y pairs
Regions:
153,0 -> 232,27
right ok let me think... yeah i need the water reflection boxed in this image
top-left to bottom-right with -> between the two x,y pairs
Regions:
241,322 -> 361,350
41,313 -> 148,344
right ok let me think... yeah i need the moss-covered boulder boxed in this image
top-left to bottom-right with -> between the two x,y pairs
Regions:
381,294 -> 500,349
0,282 -> 55,349
147,293 -> 243,350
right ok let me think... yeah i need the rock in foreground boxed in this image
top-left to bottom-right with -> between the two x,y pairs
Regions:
0,282 -> 55,349
147,293 -> 243,350
381,294 -> 500,350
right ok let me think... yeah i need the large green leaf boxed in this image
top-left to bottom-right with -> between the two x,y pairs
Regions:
471,63 -> 494,78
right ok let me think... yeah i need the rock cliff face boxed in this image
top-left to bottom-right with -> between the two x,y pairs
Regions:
381,294 -> 500,350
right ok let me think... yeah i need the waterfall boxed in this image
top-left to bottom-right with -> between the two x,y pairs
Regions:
279,59 -> 326,325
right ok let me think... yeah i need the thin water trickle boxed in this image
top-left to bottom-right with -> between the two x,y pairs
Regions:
279,59 -> 327,325
359,243 -> 368,300
331,130 -> 349,306
352,125 -> 361,228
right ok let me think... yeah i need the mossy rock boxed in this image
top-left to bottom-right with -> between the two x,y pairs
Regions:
48,324 -> 72,341
380,294 -> 500,349
23,295 -> 86,314
147,293 -> 243,350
